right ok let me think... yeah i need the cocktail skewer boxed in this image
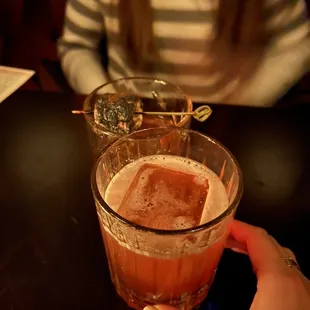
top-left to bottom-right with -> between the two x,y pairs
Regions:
72,105 -> 212,122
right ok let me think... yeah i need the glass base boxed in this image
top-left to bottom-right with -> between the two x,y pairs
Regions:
114,279 -> 210,310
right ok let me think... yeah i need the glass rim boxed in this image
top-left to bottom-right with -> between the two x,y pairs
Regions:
91,127 -> 243,236
84,76 -> 193,138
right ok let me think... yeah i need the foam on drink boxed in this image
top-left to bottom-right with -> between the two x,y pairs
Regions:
105,155 -> 228,230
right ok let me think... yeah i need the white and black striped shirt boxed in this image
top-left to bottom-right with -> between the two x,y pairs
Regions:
58,0 -> 310,106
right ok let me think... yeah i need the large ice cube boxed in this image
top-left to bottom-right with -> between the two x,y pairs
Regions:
117,163 -> 209,230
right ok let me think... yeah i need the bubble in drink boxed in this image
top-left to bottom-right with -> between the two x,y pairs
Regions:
106,155 -> 228,229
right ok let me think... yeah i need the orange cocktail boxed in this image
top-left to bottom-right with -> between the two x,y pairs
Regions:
92,128 -> 242,309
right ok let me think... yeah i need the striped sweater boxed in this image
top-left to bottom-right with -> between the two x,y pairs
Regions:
58,0 -> 310,106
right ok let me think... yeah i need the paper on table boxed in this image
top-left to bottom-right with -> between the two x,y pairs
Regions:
0,66 -> 35,103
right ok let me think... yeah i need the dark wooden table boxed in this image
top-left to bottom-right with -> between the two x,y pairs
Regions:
0,91 -> 310,310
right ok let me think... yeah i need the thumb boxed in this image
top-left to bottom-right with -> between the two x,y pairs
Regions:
227,220 -> 289,277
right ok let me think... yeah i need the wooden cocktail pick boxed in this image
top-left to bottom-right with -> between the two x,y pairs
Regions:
72,105 -> 212,122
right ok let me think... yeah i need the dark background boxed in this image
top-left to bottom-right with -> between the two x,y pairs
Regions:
0,0 -> 67,91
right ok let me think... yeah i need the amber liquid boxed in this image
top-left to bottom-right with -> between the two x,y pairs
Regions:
101,156 -> 229,309
99,220 -> 224,309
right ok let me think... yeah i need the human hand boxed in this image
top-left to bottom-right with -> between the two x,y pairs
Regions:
144,220 -> 310,310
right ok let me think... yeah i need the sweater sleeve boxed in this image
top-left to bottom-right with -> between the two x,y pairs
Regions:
237,0 -> 310,107
57,0 -> 113,94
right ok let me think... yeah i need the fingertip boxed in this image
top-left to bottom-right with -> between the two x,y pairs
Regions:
225,237 -> 248,254
144,305 -> 177,310
228,220 -> 285,276
230,247 -> 248,255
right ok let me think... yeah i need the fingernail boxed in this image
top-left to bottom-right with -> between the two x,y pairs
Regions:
144,306 -> 158,310
231,247 -> 248,255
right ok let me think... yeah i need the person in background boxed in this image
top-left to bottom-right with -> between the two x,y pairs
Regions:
144,220 -> 310,310
58,0 -> 310,106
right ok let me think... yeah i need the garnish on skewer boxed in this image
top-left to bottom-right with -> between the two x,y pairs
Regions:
73,105 -> 212,123
89,93 -> 143,135
73,92 -> 212,134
